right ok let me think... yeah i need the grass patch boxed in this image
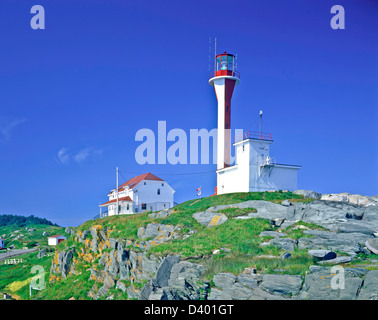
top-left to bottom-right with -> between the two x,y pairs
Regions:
149,218 -> 273,258
175,191 -> 305,213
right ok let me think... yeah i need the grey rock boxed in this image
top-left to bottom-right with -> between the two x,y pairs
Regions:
261,274 -> 303,296
259,231 -> 287,238
127,286 -> 141,299
149,209 -> 172,219
108,238 -> 118,250
298,231 -> 366,255
90,227 -> 99,240
103,272 -> 115,288
226,283 -> 254,300
94,285 -> 109,300
91,238 -> 99,253
293,190 -> 322,199
192,211 -> 228,228
107,249 -> 119,278
365,238 -> 378,254
248,287 -> 289,300
273,219 -> 285,227
213,273 -> 236,290
238,201 -> 295,220
237,274 -> 261,289
271,238 -> 297,252
168,261 -> 204,286
300,266 -> 365,300
162,261 -> 205,301
140,282 -> 154,300
57,248 -> 75,279
149,288 -> 165,300
281,200 -> 292,207
358,270 -> 378,300
318,256 -> 353,265
37,249 -> 46,259
308,249 -> 337,261
208,288 -> 232,300
337,224 -> 375,236
155,255 -> 180,288
42,231 -> 48,236
65,227 -> 75,235
280,252 -> 292,260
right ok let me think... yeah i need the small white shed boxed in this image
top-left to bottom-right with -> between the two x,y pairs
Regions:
0,239 -> 5,249
48,235 -> 66,246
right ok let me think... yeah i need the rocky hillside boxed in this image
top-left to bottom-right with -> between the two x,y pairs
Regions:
32,191 -> 378,300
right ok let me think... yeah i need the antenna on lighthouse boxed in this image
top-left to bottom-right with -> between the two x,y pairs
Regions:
259,110 -> 263,139
214,37 -> 217,71
208,37 -> 217,72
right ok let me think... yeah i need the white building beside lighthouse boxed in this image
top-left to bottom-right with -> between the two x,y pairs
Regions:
209,51 -> 300,195
99,172 -> 175,216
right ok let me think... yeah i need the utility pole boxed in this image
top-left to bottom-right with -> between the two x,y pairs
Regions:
116,166 -> 119,215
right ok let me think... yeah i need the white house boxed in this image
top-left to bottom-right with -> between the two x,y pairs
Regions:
48,235 -> 67,246
99,172 -> 175,216
0,239 -> 5,249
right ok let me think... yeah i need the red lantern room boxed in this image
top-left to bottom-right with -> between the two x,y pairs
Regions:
209,52 -> 240,81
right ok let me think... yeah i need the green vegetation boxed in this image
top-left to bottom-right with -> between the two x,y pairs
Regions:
0,224 -> 67,249
0,251 -> 54,300
0,214 -> 59,227
4,191 -> 367,300
173,191 -> 307,213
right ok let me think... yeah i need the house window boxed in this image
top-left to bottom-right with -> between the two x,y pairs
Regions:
141,203 -> 147,210
157,188 -> 160,195
127,204 -> 129,210
162,183 -> 164,186
144,182 -> 146,185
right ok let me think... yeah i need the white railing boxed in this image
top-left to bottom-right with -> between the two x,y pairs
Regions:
3,258 -> 23,265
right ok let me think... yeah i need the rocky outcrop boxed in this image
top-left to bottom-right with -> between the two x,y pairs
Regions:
140,257 -> 206,300
299,266 -> 367,300
136,223 -> 180,251
321,193 -> 377,207
293,190 -> 322,199
192,211 -> 228,227
50,247 -> 76,281
365,238 -> 378,254
208,266 -> 378,300
49,191 -> 378,300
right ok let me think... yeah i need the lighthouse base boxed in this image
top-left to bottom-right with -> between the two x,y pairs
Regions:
216,136 -> 300,195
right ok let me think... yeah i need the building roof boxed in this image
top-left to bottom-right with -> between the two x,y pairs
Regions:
100,196 -> 132,207
48,235 -> 66,238
108,172 -> 164,195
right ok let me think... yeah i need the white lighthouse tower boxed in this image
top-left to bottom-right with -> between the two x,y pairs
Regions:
209,51 -> 301,195
209,52 -> 240,192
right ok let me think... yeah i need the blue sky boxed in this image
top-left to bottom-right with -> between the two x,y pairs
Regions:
0,0 -> 377,227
